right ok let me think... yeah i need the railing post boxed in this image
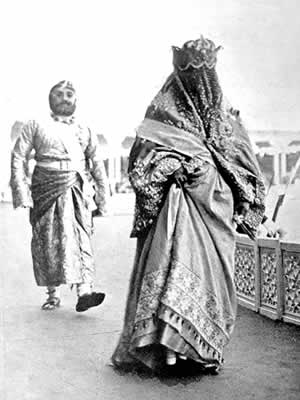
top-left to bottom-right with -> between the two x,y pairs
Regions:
256,238 -> 279,320
281,242 -> 300,325
235,236 -> 300,326
254,239 -> 261,312
234,234 -> 256,311
276,241 -> 284,320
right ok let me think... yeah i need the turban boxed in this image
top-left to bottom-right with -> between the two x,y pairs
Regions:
49,80 -> 76,94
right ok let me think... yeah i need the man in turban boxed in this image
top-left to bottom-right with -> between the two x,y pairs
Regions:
10,80 -> 109,312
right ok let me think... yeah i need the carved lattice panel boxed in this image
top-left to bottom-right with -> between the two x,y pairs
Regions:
283,251 -> 300,317
260,248 -> 277,308
234,245 -> 255,300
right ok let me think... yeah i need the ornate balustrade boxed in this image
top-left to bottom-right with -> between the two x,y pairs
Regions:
235,235 -> 300,325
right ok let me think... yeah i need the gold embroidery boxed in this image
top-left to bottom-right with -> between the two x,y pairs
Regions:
130,154 -> 183,236
133,260 -> 235,356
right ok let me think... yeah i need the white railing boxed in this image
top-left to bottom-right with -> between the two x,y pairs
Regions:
235,235 -> 300,325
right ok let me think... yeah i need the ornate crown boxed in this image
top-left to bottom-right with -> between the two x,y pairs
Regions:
172,36 -> 222,71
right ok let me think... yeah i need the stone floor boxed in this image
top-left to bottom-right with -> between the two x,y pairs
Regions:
0,201 -> 299,400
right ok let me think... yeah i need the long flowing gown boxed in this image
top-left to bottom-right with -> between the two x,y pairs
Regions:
112,66 -> 265,372
10,118 -> 108,287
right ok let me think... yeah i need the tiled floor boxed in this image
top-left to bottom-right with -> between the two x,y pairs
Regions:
0,203 -> 299,400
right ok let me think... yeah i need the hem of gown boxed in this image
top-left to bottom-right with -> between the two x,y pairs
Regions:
113,336 -> 222,374
131,307 -> 225,364
113,308 -> 226,372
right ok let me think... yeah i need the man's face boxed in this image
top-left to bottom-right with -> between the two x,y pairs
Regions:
49,87 -> 76,116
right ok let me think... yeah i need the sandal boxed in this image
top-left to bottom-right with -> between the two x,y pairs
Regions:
41,296 -> 61,310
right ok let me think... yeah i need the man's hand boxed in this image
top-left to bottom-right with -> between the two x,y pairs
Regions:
92,205 -> 113,218
92,209 -> 105,218
16,203 -> 31,209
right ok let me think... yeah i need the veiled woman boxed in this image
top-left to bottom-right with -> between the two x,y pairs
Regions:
112,37 -> 265,374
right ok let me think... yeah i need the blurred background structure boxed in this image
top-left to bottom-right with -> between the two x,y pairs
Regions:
4,120 -> 300,247
1,0 -> 300,201
6,120 -> 300,188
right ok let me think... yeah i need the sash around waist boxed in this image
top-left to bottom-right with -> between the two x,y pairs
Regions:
36,159 -> 86,172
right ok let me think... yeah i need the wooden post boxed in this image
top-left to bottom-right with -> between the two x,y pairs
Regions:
280,152 -> 287,182
273,153 -> 280,184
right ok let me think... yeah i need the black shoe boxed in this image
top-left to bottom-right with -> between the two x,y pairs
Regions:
76,292 -> 105,312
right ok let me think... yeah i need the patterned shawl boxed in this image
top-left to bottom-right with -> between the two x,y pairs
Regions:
142,57 -> 265,238
30,166 -> 79,226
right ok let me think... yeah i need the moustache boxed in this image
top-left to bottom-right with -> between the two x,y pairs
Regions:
58,101 -> 73,107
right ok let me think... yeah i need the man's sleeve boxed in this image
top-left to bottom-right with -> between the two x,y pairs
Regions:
85,128 -> 110,214
10,121 -> 36,208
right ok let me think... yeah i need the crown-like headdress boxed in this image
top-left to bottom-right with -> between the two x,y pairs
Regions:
172,36 -> 222,71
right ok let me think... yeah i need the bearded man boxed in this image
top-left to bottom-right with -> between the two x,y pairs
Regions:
10,80 -> 108,312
